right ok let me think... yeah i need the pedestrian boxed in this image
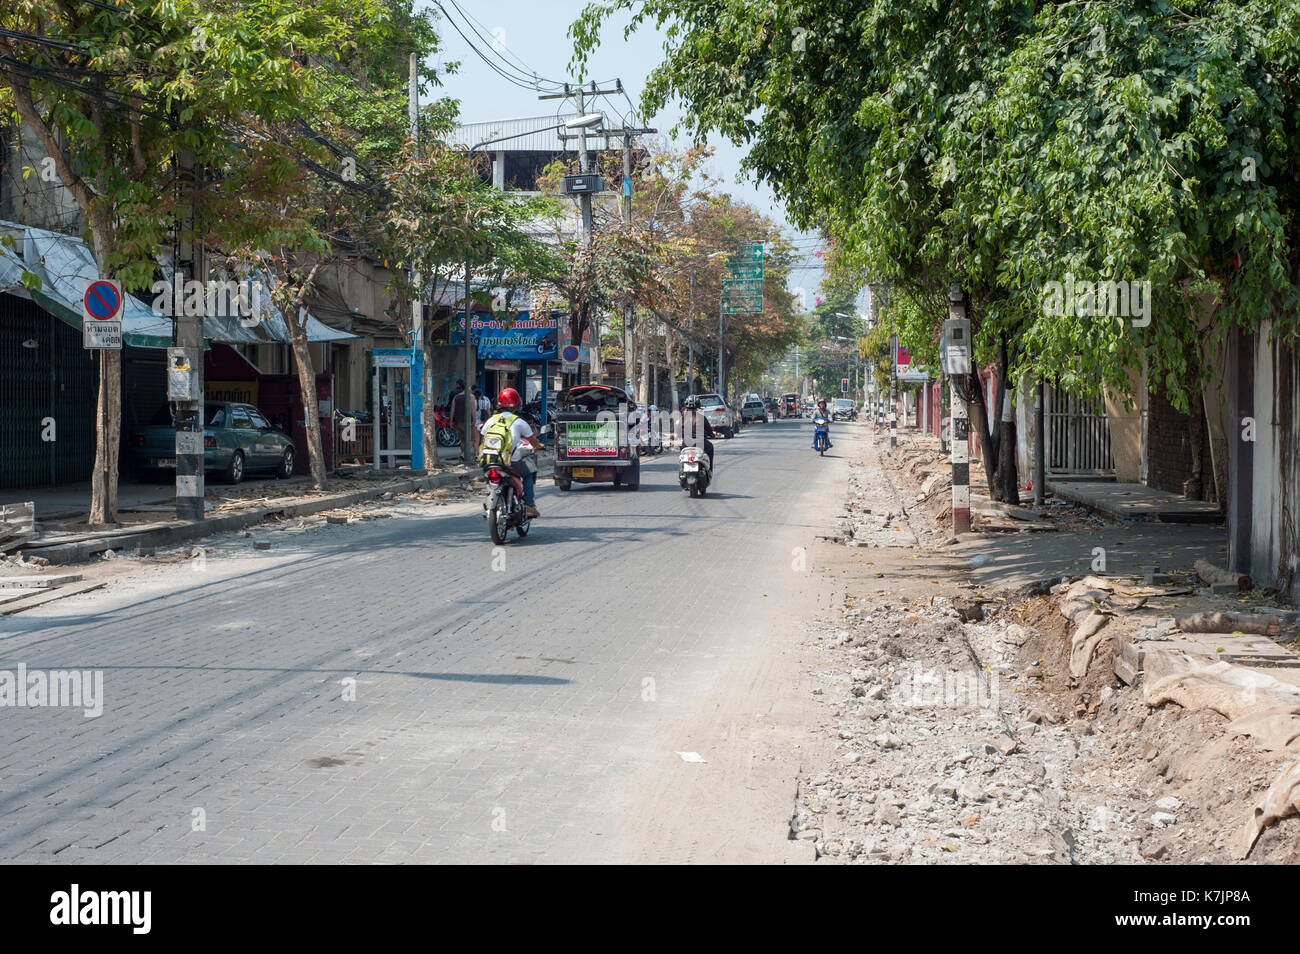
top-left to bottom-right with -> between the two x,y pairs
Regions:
449,381 -> 470,461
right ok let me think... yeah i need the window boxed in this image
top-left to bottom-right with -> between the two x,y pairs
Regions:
229,407 -> 254,429
204,405 -> 226,427
246,408 -> 271,430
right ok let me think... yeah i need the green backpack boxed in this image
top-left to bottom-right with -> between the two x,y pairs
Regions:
478,412 -> 517,468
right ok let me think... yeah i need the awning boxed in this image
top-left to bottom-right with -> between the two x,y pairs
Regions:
0,221 -> 356,348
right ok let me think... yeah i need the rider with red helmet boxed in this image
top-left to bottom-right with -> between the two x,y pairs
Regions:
480,387 -> 545,518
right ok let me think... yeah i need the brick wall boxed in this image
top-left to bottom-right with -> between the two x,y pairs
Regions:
1146,388 -> 1217,502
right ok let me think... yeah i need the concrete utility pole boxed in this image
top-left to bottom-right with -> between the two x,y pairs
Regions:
408,52 -> 425,469
687,274 -> 695,391
718,298 -> 725,398
890,333 -> 899,448
948,284 -> 971,534
540,81 -> 622,385
174,150 -> 204,521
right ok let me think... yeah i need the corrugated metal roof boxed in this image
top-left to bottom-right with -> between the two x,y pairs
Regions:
444,113 -> 632,153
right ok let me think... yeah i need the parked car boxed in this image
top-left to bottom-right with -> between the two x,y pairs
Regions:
741,398 -> 767,423
127,401 -> 296,484
832,398 -> 857,422
694,392 -> 735,438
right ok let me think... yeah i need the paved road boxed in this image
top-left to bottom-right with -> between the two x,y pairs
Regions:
0,417 -> 849,863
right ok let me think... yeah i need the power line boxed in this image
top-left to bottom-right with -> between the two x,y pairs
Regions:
433,0 -> 565,93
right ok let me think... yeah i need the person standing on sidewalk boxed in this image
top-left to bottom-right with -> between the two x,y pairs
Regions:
449,381 -> 470,461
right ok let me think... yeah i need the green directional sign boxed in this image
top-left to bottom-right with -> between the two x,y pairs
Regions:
722,242 -> 764,314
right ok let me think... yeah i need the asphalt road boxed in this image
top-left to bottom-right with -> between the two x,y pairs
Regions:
0,417 -> 848,863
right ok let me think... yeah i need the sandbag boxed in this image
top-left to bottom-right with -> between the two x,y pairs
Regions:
1238,760 -> 1300,859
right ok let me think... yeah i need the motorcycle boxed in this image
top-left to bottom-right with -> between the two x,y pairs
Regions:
482,454 -> 533,544
434,405 -> 461,447
635,406 -> 664,456
678,444 -> 712,497
812,415 -> 831,455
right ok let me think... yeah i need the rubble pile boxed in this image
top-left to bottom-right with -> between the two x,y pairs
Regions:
796,596 -> 1144,863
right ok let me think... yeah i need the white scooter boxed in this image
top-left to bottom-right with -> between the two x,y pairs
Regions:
678,444 -> 712,497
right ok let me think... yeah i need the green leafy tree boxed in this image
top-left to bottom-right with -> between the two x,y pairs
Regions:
0,0 -> 396,517
571,0 -> 1300,504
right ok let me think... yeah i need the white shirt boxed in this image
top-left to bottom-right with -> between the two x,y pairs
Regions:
479,412 -> 536,462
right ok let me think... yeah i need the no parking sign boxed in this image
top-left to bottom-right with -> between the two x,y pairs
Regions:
561,343 -> 580,374
83,278 -> 123,349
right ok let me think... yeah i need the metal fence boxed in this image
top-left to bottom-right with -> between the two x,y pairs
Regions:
0,293 -> 97,489
1046,384 -> 1114,475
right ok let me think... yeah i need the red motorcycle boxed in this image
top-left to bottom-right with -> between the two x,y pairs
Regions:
434,405 -> 461,447
482,460 -> 532,544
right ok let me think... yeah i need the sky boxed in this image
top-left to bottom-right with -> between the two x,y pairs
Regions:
419,0 -> 833,304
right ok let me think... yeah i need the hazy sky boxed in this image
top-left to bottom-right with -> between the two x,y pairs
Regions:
420,0 -> 831,302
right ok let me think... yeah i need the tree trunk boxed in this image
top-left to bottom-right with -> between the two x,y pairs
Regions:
638,333 -> 650,406
421,310 -> 440,471
623,307 -> 637,399
995,333 -> 1019,505
287,309 -> 326,489
666,330 -> 680,417
970,377 -> 999,499
88,350 -> 121,525
588,306 -> 604,383
87,219 -> 119,525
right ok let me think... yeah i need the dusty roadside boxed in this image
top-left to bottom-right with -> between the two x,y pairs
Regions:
791,430 -> 1300,864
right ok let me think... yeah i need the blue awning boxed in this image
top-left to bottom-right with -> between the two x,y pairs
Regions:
0,222 -> 356,348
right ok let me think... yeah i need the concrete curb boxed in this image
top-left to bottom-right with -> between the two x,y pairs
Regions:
26,461 -> 554,565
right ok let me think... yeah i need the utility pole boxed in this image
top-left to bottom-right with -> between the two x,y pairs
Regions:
717,298 -> 724,398
173,150 -> 204,521
890,333 -> 898,448
947,283 -> 971,534
687,273 -> 695,392
540,81 -> 624,385
408,52 -> 425,469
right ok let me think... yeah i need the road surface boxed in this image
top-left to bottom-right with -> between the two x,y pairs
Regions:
0,418 -> 858,863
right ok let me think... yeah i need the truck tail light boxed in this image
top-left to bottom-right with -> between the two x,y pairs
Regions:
204,436 -> 216,449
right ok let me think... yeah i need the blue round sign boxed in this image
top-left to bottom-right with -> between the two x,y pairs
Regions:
561,344 -> 580,363
84,280 -> 122,320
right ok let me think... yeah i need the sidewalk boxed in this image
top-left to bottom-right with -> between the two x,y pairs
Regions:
4,451 -> 551,565
808,427 -> 1300,864
879,430 -> 1229,592
1047,480 -> 1222,523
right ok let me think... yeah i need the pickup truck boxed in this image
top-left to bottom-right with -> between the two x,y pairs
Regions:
740,398 -> 767,424
552,384 -> 640,491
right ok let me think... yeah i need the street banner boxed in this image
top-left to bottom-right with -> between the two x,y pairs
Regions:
451,310 -> 560,360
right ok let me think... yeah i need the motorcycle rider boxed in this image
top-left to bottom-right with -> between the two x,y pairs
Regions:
814,397 -> 834,450
481,387 -> 545,518
681,396 -> 717,471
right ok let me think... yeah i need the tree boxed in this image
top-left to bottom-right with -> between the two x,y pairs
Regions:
1,0 -> 395,516
571,0 -> 1300,502
225,0 -> 450,486
378,140 -> 564,461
